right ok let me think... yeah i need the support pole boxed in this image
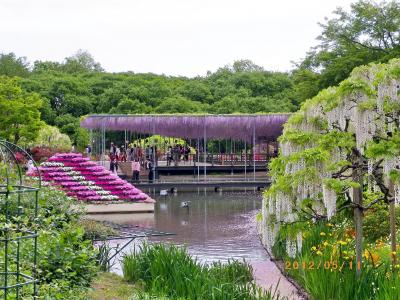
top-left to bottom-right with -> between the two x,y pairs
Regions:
244,141 -> 247,180
204,116 -> 207,182
253,117 -> 256,181
101,122 -> 106,166
197,138 -> 200,182
124,130 -> 127,149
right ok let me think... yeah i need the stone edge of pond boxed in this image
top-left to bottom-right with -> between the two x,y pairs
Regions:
256,226 -> 310,300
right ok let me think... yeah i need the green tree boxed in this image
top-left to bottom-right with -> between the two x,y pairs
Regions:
262,59 -> 400,276
109,98 -> 148,114
0,53 -> 30,77
62,49 -> 103,73
27,124 -> 72,150
0,76 -> 43,144
299,0 -> 400,89
155,96 -> 205,113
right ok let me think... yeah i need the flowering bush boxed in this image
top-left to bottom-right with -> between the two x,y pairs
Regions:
30,146 -> 60,162
29,152 -> 151,202
273,220 -> 400,300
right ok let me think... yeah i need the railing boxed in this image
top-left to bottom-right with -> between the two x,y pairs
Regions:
156,152 -> 276,166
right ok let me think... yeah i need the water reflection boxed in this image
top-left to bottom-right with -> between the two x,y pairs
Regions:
89,190 -> 268,266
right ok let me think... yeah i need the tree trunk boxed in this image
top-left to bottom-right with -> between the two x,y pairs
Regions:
389,181 -> 397,269
352,154 -> 363,277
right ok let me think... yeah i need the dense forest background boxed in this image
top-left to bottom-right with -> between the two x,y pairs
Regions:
0,0 -> 399,148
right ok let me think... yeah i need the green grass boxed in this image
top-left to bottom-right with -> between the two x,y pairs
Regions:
122,243 -> 285,300
89,272 -> 136,300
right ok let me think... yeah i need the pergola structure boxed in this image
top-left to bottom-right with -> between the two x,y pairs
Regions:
80,114 -> 290,182
81,114 -> 290,142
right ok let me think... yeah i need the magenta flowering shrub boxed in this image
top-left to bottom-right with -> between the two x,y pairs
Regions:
29,153 -> 152,202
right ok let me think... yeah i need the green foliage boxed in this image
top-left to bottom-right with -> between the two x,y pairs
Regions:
155,96 -> 205,113
363,202 -> 400,243
122,243 -> 281,300
24,124 -> 72,150
80,219 -> 117,240
0,55 -> 294,144
296,0 -> 400,102
0,53 -> 30,77
0,76 -> 44,144
273,220 -> 400,300
0,186 -> 98,298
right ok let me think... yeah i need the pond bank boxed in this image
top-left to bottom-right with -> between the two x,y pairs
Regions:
89,191 -> 304,299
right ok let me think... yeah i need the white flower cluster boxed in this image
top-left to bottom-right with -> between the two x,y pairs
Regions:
322,184 -> 337,220
260,67 -> 400,257
100,195 -> 119,200
60,167 -> 73,171
96,190 -> 111,195
87,186 -> 102,190
41,162 -> 64,167
79,181 -> 95,186
395,186 -> 400,205
65,171 -> 81,176
71,176 -> 85,181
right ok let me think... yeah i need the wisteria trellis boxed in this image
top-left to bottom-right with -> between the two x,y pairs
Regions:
80,114 -> 290,142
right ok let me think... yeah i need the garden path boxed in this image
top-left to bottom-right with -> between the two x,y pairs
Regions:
251,261 -> 302,300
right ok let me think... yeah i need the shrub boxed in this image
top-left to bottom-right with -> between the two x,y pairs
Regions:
80,219 -> 117,240
0,185 -> 98,298
122,243 -> 282,300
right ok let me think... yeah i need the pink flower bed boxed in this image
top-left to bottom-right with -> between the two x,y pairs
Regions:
28,153 -> 152,203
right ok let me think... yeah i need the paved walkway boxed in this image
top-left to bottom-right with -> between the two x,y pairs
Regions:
251,260 -> 302,300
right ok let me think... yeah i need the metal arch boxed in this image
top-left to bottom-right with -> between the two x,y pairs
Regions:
0,139 -> 40,299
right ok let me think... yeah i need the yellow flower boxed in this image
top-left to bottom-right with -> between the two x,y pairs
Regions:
339,241 -> 347,246
323,241 -> 329,247
311,246 -> 317,251
392,251 -> 397,256
327,223 -> 334,227
320,232 -> 326,236
316,250 -> 323,256
346,238 -> 352,243
328,233 -> 333,237
343,250 -> 348,255
344,256 -> 350,260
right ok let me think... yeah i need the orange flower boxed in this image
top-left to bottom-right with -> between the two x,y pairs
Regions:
364,249 -> 380,264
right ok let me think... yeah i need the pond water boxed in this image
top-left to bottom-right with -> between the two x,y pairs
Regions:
89,190 -> 268,272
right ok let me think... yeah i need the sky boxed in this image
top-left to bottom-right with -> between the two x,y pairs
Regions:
0,0 -> 353,77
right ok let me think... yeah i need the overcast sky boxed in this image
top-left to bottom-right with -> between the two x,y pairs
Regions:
0,0 -> 353,77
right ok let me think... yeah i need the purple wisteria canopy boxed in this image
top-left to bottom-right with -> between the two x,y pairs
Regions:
81,114 -> 290,141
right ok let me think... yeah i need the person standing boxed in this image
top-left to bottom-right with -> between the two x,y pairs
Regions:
109,152 -> 116,173
85,144 -> 92,157
146,159 -> 154,183
110,142 -> 117,155
120,146 -> 127,162
131,159 -> 141,183
130,144 -> 137,161
166,146 -> 172,166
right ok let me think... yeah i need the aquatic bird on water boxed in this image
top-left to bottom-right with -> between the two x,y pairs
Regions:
180,201 -> 190,208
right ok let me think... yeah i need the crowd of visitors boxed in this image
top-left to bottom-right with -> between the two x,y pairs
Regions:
166,143 -> 191,166
104,140 -> 195,183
